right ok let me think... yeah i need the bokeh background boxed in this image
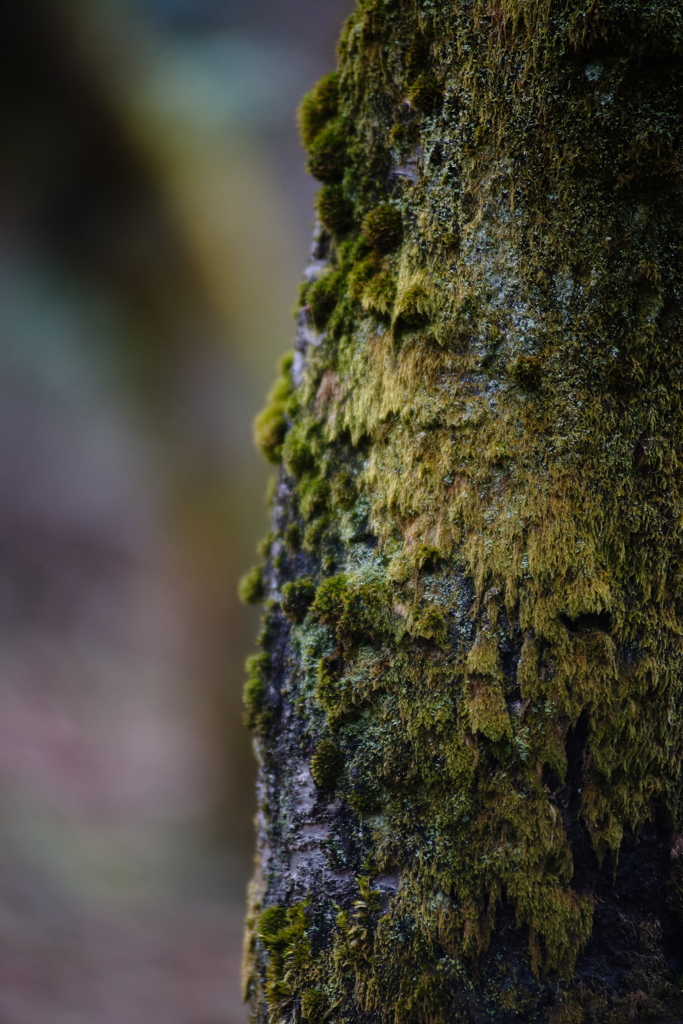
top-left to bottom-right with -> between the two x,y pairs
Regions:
0,0 -> 353,1020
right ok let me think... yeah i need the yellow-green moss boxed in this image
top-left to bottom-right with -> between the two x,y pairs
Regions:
253,352 -> 295,464
317,184 -> 354,236
298,71 -> 340,148
362,204 -> 403,255
243,652 -> 270,731
306,122 -> 347,185
238,564 -> 264,605
281,577 -> 316,624
310,738 -> 345,790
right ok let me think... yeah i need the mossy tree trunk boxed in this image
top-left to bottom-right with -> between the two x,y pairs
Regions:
241,2 -> 683,1021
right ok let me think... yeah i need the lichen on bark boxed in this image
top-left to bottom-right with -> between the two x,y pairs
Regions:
242,2 -> 683,1021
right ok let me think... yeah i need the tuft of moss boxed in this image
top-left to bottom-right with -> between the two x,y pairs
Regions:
301,988 -> 329,1022
348,253 -> 382,302
362,204 -> 403,254
331,470 -> 357,510
282,432 -> 314,478
298,72 -> 339,148
243,653 -> 270,730
306,121 -> 347,183
238,565 -> 264,605
312,574 -> 349,625
316,183 -> 354,235
362,268 -> 397,318
281,577 -> 316,623
310,738 -> 345,790
308,270 -> 343,329
257,904 -> 287,941
253,352 -> 294,464
408,604 -> 448,646
408,72 -> 442,114
392,278 -> 433,332
299,477 -> 329,521
313,574 -> 390,648
256,902 -> 311,1016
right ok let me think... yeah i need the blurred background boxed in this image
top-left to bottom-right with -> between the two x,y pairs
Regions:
0,0 -> 352,1020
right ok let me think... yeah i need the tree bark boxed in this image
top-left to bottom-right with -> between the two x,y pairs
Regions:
242,2 -> 683,1021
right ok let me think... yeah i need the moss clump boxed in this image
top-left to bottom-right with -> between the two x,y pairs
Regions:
362,204 -> 403,255
281,577 -> 316,623
407,604 -> 448,646
253,352 -> 294,464
238,564 -> 264,605
316,656 -> 352,719
312,574 -> 349,621
408,72 -> 442,114
256,902 -> 311,1016
331,470 -> 357,510
392,278 -> 433,332
307,270 -> 343,329
243,653 -> 269,731
317,184 -> 354,236
306,122 -> 347,184
313,574 -> 391,649
299,476 -> 329,520
300,988 -> 329,1022
310,738 -> 345,790
298,71 -> 339,148
282,431 -> 314,478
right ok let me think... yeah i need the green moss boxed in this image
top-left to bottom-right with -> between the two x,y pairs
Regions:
348,253 -> 381,302
408,72 -> 442,114
298,72 -> 339,148
253,352 -> 294,464
299,476 -> 329,520
282,430 -> 314,478
256,902 -> 312,1021
361,267 -> 396,318
317,184 -> 354,235
407,604 -> 448,646
312,574 -> 349,624
308,270 -> 344,329
362,204 -> 403,255
238,564 -> 264,605
392,275 -> 434,333
281,577 -> 316,623
306,121 -> 347,184
300,988 -> 329,1021
331,470 -> 357,510
310,738 -> 345,790
302,517 -> 327,553
316,656 -> 353,719
243,653 -> 270,730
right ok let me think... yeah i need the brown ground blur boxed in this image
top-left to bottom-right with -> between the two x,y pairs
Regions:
0,1 -> 352,1019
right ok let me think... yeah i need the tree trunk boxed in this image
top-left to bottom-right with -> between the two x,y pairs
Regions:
242,2 -> 683,1021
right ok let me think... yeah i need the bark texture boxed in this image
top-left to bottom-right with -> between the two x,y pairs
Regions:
242,2 -> 683,1020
